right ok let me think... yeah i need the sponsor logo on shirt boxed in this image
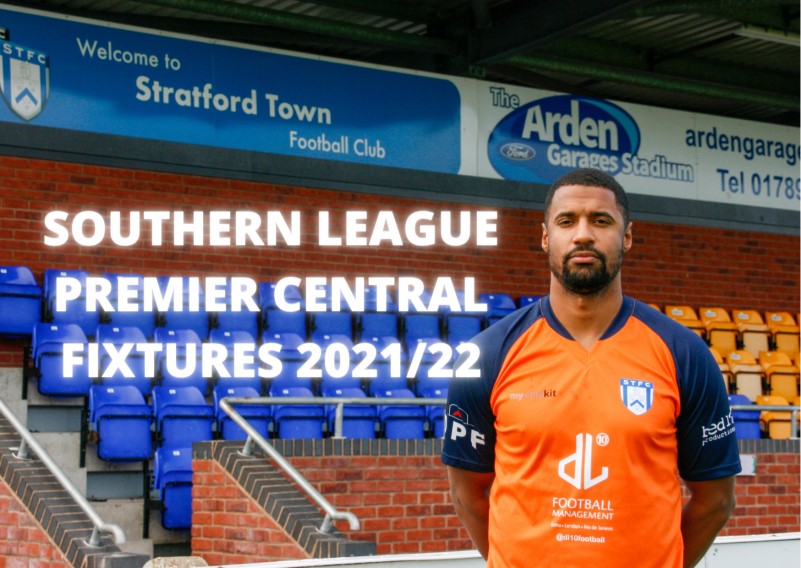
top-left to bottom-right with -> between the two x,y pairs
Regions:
446,404 -> 486,450
701,410 -> 735,446
509,388 -> 558,401
558,433 -> 610,490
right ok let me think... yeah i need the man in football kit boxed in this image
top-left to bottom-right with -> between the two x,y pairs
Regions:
441,168 -> 740,568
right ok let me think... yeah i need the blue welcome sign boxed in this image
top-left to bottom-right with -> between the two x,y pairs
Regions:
0,6 -> 461,173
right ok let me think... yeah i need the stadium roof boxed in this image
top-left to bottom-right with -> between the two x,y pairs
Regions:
5,0 -> 799,126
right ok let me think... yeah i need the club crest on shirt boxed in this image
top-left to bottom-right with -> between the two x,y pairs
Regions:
619,379 -> 654,416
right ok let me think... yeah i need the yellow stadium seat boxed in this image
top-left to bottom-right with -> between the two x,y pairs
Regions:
757,395 -> 792,439
758,351 -> 800,401
700,307 -> 738,357
709,347 -> 733,392
726,350 -> 764,402
765,311 -> 800,354
664,305 -> 706,339
731,309 -> 770,356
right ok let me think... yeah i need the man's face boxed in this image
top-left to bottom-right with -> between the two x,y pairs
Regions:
541,184 -> 632,296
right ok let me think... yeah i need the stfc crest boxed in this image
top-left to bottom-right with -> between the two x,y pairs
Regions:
0,37 -> 49,121
620,379 -> 654,416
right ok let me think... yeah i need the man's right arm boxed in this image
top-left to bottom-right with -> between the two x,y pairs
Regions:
447,466 -> 494,559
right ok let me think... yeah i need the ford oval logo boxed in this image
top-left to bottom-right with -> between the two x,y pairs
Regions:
487,95 -> 641,184
500,143 -> 535,160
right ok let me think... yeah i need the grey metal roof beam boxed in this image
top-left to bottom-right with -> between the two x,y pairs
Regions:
290,0 -> 445,24
471,0 -> 660,66
509,54 -> 798,110
134,0 -> 459,55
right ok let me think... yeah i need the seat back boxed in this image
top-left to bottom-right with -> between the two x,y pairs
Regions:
103,273 -> 156,338
0,266 -> 42,336
44,268 -> 99,336
479,293 -> 516,325
33,323 -> 92,396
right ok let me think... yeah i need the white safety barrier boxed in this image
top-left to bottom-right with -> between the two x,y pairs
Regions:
225,533 -> 800,568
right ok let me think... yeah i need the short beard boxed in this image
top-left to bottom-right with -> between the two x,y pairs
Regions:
550,244 -> 623,297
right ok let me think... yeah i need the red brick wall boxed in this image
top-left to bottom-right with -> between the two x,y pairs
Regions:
0,478 -> 71,567
724,452 -> 801,536
1,153 -> 799,368
293,455 -> 471,555
191,458 -> 310,565
190,451 -> 799,559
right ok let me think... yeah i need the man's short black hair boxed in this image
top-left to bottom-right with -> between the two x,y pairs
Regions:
544,168 -> 630,226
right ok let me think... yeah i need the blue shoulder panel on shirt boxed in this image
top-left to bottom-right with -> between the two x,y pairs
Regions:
631,300 -> 742,480
440,301 -> 545,472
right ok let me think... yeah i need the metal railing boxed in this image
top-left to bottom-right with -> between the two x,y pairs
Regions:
218,396 -> 446,534
0,398 -> 126,547
730,404 -> 800,438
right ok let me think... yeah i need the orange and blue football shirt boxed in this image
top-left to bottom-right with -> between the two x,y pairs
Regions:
441,296 -> 741,568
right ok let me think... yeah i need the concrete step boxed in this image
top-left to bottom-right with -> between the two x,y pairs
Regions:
30,431 -> 87,494
94,498 -> 191,547
118,538 -> 154,561
23,373 -> 86,408
0,367 -> 24,405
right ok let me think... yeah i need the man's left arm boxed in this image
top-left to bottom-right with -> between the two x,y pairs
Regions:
681,475 -> 737,568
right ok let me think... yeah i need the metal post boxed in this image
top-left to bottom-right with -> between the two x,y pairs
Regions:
334,403 -> 345,438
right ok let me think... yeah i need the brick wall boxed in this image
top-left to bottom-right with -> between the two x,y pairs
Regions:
0,479 -> 71,568
1,155 -> 798,366
191,458 -> 310,565
189,439 -> 800,561
724,450 -> 801,536
289,454 -> 471,554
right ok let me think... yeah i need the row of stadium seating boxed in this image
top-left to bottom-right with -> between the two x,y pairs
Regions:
713,348 -> 800,402
0,266 -> 532,340
728,393 -> 800,440
660,303 -> 800,357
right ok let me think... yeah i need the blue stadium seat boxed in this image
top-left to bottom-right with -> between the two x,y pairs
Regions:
264,332 -> 314,392
102,273 -> 156,339
518,295 -> 539,309
729,394 -> 761,440
152,386 -> 214,448
323,387 -> 377,439
212,279 -> 259,338
155,276 -> 210,339
153,446 -> 193,530
208,329 -> 262,392
271,386 -> 325,439
311,312 -> 353,339
259,281 -> 304,311
357,312 -> 399,341
95,324 -> 152,395
213,386 -> 272,441
317,334 -> 364,392
442,290 -> 483,346
411,363 -> 449,438
480,293 -> 517,326
444,315 -> 482,345
155,328 -> 208,393
32,323 -> 92,397
364,285 -> 398,313
88,385 -> 152,461
374,389 -> 426,439
263,309 -> 307,338
0,266 -> 42,336
44,269 -> 100,337
260,282 -> 306,336
368,359 -> 408,396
